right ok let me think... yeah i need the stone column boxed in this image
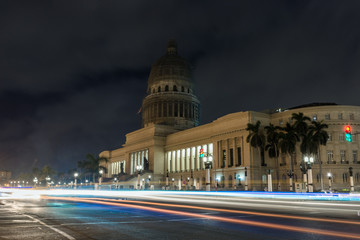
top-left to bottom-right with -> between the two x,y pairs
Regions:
233,137 -> 237,167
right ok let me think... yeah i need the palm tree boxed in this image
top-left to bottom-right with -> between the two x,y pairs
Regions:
82,154 -> 109,183
291,112 -> 311,138
246,120 -> 266,189
265,123 -> 281,190
279,123 -> 299,191
40,165 -> 56,182
310,120 -> 329,191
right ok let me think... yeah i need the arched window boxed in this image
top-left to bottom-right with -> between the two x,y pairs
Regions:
165,85 -> 169,91
181,86 -> 184,92
158,86 -> 161,92
173,85 -> 177,91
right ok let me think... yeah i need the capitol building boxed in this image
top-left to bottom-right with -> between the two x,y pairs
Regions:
100,40 -> 360,192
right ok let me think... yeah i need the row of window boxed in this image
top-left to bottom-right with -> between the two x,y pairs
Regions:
110,161 -> 126,175
166,143 -> 213,173
277,173 -> 360,183
327,132 -> 356,142
130,149 -> 149,175
278,113 -> 355,125
221,147 -> 242,168
149,85 -> 191,94
327,150 -> 359,163
143,101 -> 199,121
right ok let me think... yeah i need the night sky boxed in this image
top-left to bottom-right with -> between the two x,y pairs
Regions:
1,1 -> 360,175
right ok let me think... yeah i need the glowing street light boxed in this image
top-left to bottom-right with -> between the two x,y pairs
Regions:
328,172 -> 332,191
136,165 -> 143,190
74,172 -> 79,189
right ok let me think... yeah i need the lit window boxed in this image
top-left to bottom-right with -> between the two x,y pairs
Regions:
312,115 -> 317,121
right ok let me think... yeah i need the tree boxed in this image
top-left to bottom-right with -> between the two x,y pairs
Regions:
291,112 -> 311,138
82,154 -> 109,183
310,120 -> 329,191
246,121 -> 266,188
278,123 -> 299,191
265,123 -> 281,190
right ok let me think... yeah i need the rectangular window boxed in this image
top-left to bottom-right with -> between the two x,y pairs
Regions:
237,147 -> 241,166
169,103 -> 173,116
338,113 -> 343,120
327,150 -> 334,163
174,102 -> 178,117
339,133 -> 345,142
222,150 -> 226,168
229,148 -> 234,166
350,113 -> 355,120
328,133 -> 332,142
180,102 -> 183,117
340,150 -> 346,162
325,114 -> 330,120
353,150 -> 358,163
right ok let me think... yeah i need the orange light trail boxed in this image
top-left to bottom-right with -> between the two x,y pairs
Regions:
87,197 -> 360,226
42,196 -> 360,239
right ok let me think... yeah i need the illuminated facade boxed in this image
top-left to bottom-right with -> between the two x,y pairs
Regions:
100,40 -> 360,192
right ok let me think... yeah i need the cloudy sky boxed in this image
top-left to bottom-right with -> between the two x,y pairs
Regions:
1,1 -> 360,175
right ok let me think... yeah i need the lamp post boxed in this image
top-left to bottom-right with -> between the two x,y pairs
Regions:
172,178 -> 175,190
328,172 -> 332,191
203,153 -> 213,191
114,177 -> 118,189
244,167 -> 248,191
165,170 -> 169,190
74,172 -> 78,189
99,169 -> 104,186
304,156 -> 314,192
300,161 -> 308,192
349,167 -> 354,192
148,175 -> 151,190
267,169 -> 273,192
136,165 -> 143,190
45,176 -> 51,188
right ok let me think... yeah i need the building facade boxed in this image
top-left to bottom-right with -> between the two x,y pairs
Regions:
100,40 -> 360,192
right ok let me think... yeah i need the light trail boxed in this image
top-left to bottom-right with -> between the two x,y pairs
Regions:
42,196 -> 360,239
87,197 -> 360,226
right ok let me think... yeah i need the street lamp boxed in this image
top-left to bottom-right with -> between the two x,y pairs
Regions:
216,177 -> 220,190
304,156 -> 314,192
74,172 -> 79,189
244,167 -> 248,191
136,165 -> 143,190
328,172 -> 332,191
99,169 -> 104,186
148,175 -> 151,190
349,167 -> 354,192
172,178 -> 175,190
165,170 -> 169,190
203,153 -> 213,191
45,176 -> 51,188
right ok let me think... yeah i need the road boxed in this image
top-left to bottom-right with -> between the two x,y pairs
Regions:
1,190 -> 360,240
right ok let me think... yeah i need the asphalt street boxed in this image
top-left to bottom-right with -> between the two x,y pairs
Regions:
0,191 -> 360,240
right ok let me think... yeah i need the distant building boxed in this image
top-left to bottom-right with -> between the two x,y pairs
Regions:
100,40 -> 360,192
0,170 -> 11,185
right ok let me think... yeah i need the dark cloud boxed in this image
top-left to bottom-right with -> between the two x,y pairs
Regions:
1,0 -> 360,175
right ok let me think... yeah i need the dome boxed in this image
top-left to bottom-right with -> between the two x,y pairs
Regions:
147,39 -> 192,89
141,40 -> 200,130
